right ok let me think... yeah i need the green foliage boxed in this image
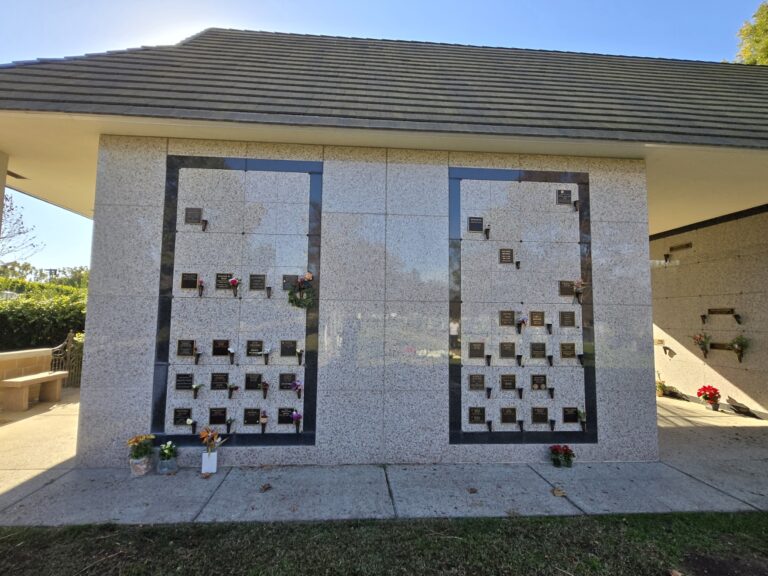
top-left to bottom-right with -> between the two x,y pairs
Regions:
0,276 -> 82,297
738,2 -> 768,65
0,292 -> 86,351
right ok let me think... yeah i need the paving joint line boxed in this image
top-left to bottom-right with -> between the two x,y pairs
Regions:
192,467 -> 233,522
660,460 -> 761,512
0,467 -> 75,517
382,465 -> 399,518
525,464 -> 587,516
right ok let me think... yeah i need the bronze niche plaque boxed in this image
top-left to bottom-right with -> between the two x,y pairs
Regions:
532,407 -> 549,424
249,274 -> 266,291
282,275 -> 298,290
669,242 -> 693,252
560,311 -> 576,327
499,342 -> 516,359
177,340 -> 195,357
184,207 -> 202,224
499,248 -> 514,264
279,373 -> 297,390
244,373 -> 262,390
468,342 -> 485,358
181,273 -> 198,289
468,407 -> 486,424
173,408 -> 192,426
556,189 -> 572,205
499,310 -> 516,326
561,343 -> 577,359
500,374 -> 517,390
281,340 -> 297,357
246,340 -> 264,356
211,373 -> 229,390
468,374 -> 485,391
215,273 -> 233,290
209,408 -> 227,425
530,311 -> 545,327
212,340 -> 230,356
559,280 -> 575,296
530,342 -> 546,359
175,373 -> 194,390
277,407 -> 294,425
531,374 -> 547,390
708,308 -> 735,315
467,217 -> 484,232
563,407 -> 580,423
501,407 -> 517,423
244,408 -> 261,425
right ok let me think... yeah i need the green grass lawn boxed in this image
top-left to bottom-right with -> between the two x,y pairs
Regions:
1,512 -> 767,575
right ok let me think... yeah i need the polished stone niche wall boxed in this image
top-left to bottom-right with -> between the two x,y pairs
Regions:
449,169 -> 596,444
154,156 -> 322,446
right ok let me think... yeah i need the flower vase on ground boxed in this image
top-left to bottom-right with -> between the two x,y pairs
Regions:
199,427 -> 226,474
127,433 -> 155,477
201,451 -> 218,474
697,385 -> 721,412
156,441 -> 178,475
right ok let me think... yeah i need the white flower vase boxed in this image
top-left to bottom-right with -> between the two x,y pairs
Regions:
201,451 -> 218,474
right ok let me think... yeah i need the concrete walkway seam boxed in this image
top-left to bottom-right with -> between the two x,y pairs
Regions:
660,460 -> 762,512
525,464 -> 587,515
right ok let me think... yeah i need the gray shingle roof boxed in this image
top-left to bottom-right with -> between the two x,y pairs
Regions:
1,28 -> 768,149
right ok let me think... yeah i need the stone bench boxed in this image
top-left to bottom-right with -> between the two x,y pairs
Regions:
0,371 -> 68,411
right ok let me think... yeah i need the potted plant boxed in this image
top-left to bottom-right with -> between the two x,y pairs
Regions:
192,382 -> 203,399
692,332 -> 711,358
655,379 -> 666,398
561,445 -> 575,467
199,426 -> 227,474
292,379 -> 303,399
127,434 -> 155,477
549,444 -> 563,467
229,277 -> 241,297
731,335 -> 749,363
697,385 -> 721,411
288,272 -> 315,309
291,410 -> 303,434
157,440 -> 178,475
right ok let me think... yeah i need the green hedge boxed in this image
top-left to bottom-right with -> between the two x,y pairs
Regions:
0,293 -> 86,351
0,277 -> 82,297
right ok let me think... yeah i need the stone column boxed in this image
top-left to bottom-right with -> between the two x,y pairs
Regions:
0,151 -> 7,239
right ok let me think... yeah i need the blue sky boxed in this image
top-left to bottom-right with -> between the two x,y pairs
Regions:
1,0 -> 761,269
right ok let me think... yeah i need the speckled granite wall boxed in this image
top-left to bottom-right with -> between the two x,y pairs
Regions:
651,212 -> 768,416
77,136 -> 656,466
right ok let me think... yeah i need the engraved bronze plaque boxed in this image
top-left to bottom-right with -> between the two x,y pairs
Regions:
244,408 -> 261,425
708,308 -> 735,315
556,189 -> 572,205
281,340 -> 297,357
532,407 -> 549,424
177,340 -> 195,356
561,343 -> 577,358
468,342 -> 485,358
246,340 -> 264,356
282,275 -> 298,290
173,408 -> 192,425
175,373 -> 194,390
209,408 -> 227,425
530,311 -> 545,326
531,374 -> 547,390
468,407 -> 485,424
710,342 -> 732,350
563,407 -> 579,423
468,374 -> 485,390
499,248 -> 514,264
499,342 -> 516,359
467,217 -> 484,232
181,273 -> 198,289
500,374 -> 516,390
278,407 -> 294,425
560,311 -> 576,327
501,407 -> 517,423
669,242 -> 693,252
530,343 -> 546,358
249,274 -> 266,291
279,373 -> 297,390
211,373 -> 229,390
244,373 -> 262,390
559,280 -> 575,296
499,310 -> 516,326
215,273 -> 233,290
184,207 -> 202,224
212,340 -> 230,356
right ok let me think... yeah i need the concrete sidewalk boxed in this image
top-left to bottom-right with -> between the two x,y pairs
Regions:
0,392 -> 765,525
